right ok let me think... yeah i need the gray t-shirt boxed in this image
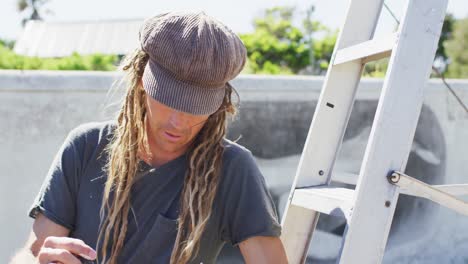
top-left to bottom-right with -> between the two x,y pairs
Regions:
29,120 -> 281,263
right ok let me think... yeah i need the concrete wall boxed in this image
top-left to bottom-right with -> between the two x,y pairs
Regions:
1,70 -> 467,263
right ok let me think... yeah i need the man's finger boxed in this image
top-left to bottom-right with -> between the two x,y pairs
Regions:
38,247 -> 81,264
43,236 -> 97,260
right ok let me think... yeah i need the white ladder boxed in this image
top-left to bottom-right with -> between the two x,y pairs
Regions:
279,0 -> 468,263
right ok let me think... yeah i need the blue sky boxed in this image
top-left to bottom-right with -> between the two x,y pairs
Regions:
1,0 -> 467,41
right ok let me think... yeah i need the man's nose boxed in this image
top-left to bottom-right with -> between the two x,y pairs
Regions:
168,110 -> 189,128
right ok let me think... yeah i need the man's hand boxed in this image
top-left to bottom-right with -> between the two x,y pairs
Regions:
37,236 -> 97,264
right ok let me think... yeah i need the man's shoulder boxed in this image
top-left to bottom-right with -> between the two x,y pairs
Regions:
66,120 -> 117,147
220,138 -> 261,177
218,139 -> 266,197
221,138 -> 253,162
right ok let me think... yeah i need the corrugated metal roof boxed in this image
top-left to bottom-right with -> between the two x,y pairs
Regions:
14,19 -> 143,57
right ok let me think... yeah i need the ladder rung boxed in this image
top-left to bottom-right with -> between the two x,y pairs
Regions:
333,33 -> 398,65
292,186 -> 354,222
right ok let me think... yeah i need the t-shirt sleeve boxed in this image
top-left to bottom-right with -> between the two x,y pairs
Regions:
28,127 -> 84,231
220,148 -> 282,246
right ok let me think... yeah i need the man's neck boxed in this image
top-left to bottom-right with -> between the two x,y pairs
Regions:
147,148 -> 186,168
140,132 -> 191,168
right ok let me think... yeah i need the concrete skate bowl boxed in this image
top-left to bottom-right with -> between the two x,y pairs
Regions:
225,99 -> 446,262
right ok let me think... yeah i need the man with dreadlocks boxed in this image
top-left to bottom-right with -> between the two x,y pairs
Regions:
12,10 -> 288,264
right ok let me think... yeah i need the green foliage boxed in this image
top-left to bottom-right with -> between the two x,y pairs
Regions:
0,42 -> 118,71
436,13 -> 456,66
0,39 -> 15,49
363,59 -> 389,77
240,6 -> 336,75
445,17 -> 468,78
241,8 -> 461,77
364,13 -> 458,77
311,30 -> 337,74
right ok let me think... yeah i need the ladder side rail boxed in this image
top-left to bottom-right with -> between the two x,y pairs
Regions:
292,0 -> 388,189
280,0 -> 387,263
338,1 -> 449,263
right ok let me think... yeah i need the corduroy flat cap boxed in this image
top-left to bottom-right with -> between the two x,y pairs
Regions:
139,11 -> 247,115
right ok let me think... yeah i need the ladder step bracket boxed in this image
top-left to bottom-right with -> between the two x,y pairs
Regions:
332,171 -> 468,197
291,186 -> 355,222
333,33 -> 399,66
389,171 -> 468,216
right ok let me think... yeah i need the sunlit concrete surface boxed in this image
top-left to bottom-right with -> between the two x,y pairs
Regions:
1,70 -> 467,263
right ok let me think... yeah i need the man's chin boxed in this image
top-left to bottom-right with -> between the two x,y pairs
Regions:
160,141 -> 187,153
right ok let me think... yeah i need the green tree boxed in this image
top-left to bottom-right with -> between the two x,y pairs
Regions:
364,13 -> 456,77
445,17 -> 468,78
310,29 -> 337,75
303,6 -> 337,75
240,6 -> 307,74
240,6 -> 335,75
363,59 -> 389,77
0,39 -> 15,49
435,13 -> 456,69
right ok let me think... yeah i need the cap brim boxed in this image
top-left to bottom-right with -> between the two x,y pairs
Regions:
142,60 -> 225,115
